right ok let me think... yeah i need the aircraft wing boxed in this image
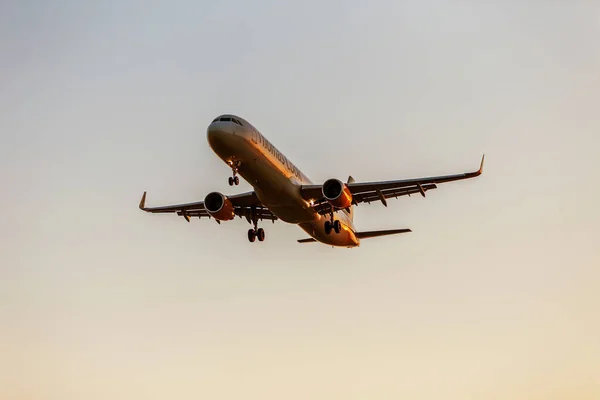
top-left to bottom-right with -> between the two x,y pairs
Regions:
302,155 -> 484,213
138,191 -> 278,222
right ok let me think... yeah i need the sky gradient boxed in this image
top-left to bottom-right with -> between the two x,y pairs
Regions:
1,1 -> 599,399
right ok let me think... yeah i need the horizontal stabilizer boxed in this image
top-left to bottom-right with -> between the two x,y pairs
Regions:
355,228 -> 411,239
297,228 -> 411,243
297,238 -> 317,243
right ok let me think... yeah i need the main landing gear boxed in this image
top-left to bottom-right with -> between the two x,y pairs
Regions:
228,161 -> 241,186
247,227 -> 265,243
247,207 -> 265,243
324,210 -> 342,235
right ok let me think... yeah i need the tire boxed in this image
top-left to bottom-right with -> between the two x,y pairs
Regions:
248,229 -> 256,242
324,220 -> 332,235
257,228 -> 265,242
234,176 -> 239,185
228,177 -> 234,186
333,220 -> 341,234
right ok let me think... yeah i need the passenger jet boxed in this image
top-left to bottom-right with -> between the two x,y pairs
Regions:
139,114 -> 484,247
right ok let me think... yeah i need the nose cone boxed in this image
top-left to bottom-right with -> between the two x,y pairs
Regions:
206,122 -> 232,149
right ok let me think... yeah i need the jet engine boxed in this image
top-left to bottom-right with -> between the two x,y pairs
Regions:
204,192 -> 235,221
322,178 -> 353,209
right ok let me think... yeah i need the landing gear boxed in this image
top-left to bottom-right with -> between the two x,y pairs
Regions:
257,228 -> 265,241
324,218 -> 342,235
333,220 -> 341,234
247,207 -> 265,243
228,161 -> 241,186
324,220 -> 332,235
247,227 -> 265,243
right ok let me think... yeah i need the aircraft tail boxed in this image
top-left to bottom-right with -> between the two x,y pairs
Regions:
346,175 -> 355,221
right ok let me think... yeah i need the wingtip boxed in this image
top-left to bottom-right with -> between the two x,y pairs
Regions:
139,191 -> 147,210
466,154 -> 485,178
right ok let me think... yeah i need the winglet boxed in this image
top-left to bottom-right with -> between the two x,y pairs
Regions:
479,154 -> 485,174
466,154 -> 485,178
139,191 -> 147,210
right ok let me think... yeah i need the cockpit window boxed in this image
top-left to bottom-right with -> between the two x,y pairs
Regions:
214,116 -> 243,125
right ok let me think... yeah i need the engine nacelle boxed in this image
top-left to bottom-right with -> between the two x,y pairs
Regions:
322,178 -> 353,209
204,192 -> 235,221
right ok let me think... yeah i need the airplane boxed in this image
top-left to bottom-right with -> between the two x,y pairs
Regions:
139,114 -> 484,248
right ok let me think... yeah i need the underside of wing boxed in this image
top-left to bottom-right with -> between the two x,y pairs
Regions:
180,207 -> 278,222
348,155 -> 484,195
310,184 -> 438,215
138,191 -> 278,222
138,191 -> 207,214
302,155 -> 484,212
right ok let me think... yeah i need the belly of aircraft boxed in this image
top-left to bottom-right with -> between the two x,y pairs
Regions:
212,132 -> 356,238
230,142 -> 315,224
299,219 -> 360,248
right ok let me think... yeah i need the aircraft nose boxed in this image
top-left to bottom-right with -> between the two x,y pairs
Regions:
206,122 -> 231,147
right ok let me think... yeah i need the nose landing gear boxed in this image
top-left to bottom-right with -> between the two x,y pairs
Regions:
228,161 -> 241,186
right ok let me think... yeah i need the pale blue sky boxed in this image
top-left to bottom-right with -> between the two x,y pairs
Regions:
1,1 -> 599,399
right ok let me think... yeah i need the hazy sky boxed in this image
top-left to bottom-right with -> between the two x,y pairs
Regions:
1,1 -> 599,399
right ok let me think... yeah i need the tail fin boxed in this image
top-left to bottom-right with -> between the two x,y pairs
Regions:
346,176 -> 355,221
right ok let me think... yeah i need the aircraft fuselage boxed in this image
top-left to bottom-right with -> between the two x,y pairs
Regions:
207,115 -> 359,247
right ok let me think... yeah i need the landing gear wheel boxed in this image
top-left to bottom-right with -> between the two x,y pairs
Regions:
324,220 -> 332,235
256,228 -> 265,242
333,220 -> 342,234
228,161 -> 240,186
247,229 -> 256,242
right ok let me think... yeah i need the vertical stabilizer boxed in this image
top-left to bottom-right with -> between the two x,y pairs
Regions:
346,176 -> 355,221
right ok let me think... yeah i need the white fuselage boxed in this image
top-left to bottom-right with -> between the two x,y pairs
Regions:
207,115 -> 360,247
